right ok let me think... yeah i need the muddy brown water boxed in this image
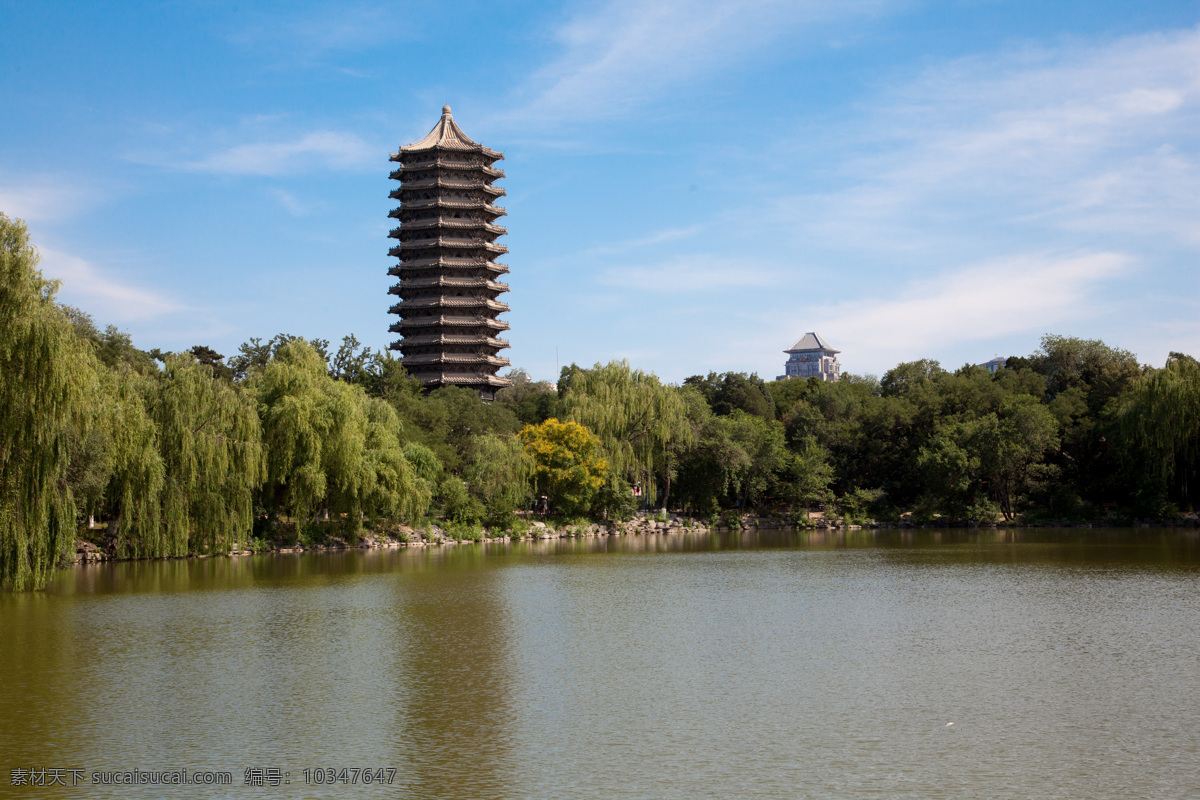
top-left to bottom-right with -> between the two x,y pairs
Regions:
2,528 -> 1198,799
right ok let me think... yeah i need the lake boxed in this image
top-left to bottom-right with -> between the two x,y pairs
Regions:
2,528 -> 1198,799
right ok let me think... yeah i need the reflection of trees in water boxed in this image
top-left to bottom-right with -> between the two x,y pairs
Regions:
391,547 -> 517,799
0,592 -> 89,775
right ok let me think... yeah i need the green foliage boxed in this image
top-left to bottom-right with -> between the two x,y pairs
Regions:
593,472 -> 637,521
836,488 -> 886,521
683,372 -> 776,420
785,437 -> 835,509
507,518 -> 530,539
252,340 -> 430,532
229,333 -> 330,382
401,441 -> 443,485
1032,334 -> 1142,408
562,360 -> 694,502
723,411 -> 790,508
150,354 -> 264,555
436,476 -> 485,525
1,215 -> 96,589
978,398 -> 1060,520
97,367 -> 165,557
1118,353 -> 1200,509
444,520 -> 485,542
462,434 -> 534,526
390,384 -> 520,472
495,370 -> 562,425
915,398 -> 1059,521
188,345 -> 234,382
66,309 -> 158,374
881,359 -> 944,398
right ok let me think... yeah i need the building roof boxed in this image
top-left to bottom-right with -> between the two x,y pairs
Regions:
397,106 -> 502,157
785,332 -> 839,354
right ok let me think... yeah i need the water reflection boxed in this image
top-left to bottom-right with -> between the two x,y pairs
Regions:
1,529 -> 1198,799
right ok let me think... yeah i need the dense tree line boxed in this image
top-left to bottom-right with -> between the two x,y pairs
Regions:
3,213 -> 1198,589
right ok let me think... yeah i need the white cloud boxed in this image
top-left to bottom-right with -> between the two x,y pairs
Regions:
803,251 -> 1132,370
269,188 -> 310,216
506,0 -> 891,123
0,175 -> 93,223
776,27 -> 1200,255
582,224 -> 704,257
37,248 -> 184,321
184,131 -> 375,176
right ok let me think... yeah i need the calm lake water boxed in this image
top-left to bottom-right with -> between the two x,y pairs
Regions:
2,528 -> 1199,799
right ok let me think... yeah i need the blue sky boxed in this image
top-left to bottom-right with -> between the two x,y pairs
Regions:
2,1 -> 1197,382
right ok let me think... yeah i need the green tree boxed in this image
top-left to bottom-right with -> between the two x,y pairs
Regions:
683,372 -> 776,420
253,340 -> 429,531
976,398 -> 1060,520
724,411 -> 791,508
463,434 -> 534,526
563,360 -> 693,506
915,424 -> 978,520
1118,353 -> 1200,510
1,214 -> 98,588
189,345 -> 234,382
391,384 -> 520,473
673,406 -> 750,515
151,354 -> 264,555
95,366 -> 165,557
495,370 -> 561,425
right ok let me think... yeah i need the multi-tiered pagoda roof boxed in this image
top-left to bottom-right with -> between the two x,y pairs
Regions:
388,106 -> 513,399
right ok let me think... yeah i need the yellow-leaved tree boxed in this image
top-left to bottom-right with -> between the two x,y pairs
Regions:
518,418 -> 608,517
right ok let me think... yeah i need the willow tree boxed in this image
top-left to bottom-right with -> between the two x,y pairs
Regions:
149,355 -> 264,555
1,214 -> 98,589
254,340 -> 429,530
337,393 -> 430,527
97,366 -> 165,557
253,340 -> 329,524
464,433 -> 534,525
1118,354 -> 1200,507
562,360 -> 693,506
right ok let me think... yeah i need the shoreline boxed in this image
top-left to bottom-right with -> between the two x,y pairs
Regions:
70,511 -> 1200,566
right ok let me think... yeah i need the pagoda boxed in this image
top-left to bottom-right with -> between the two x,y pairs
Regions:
387,106 -> 512,400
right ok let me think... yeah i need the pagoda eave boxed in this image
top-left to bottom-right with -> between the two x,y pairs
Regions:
397,334 -> 510,349
390,316 -> 510,331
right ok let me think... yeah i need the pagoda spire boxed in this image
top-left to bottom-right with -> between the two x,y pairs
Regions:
387,107 -> 513,400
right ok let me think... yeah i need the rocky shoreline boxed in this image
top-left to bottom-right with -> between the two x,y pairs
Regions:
71,510 -> 1200,565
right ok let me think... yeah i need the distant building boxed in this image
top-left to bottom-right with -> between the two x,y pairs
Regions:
778,332 -> 841,381
979,356 -> 1007,374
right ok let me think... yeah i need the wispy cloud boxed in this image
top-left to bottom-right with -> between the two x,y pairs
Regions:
802,251 -> 1132,370
269,188 -> 311,216
505,0 -> 892,124
771,27 -> 1200,255
582,224 -> 704,257
0,174 -> 94,223
224,3 -> 408,59
599,253 -> 784,293
38,248 -> 184,321
182,131 -> 375,176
